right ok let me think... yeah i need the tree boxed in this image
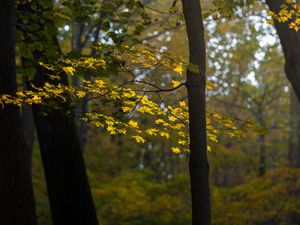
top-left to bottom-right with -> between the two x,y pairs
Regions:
0,1 -> 37,224
182,0 -> 211,224
17,1 -> 99,225
266,0 -> 300,102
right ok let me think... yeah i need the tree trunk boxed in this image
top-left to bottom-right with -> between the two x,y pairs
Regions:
182,0 -> 211,225
32,92 -> 99,225
258,134 -> 266,176
77,0 -> 110,151
265,0 -> 300,169
266,0 -> 300,102
21,77 -> 35,159
0,1 -> 37,224
17,1 -> 99,225
288,89 -> 300,167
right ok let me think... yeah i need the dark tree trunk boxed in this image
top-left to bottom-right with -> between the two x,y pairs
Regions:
143,148 -> 152,169
258,134 -> 266,176
17,1 -> 99,225
21,103 -> 35,152
266,0 -> 300,102
0,1 -> 37,224
78,98 -> 89,149
21,77 -> 35,157
288,89 -> 300,167
32,88 -> 99,225
182,0 -> 211,225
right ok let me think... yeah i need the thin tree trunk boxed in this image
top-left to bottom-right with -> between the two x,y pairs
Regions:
258,134 -> 266,176
0,1 -> 37,224
78,0 -> 111,150
288,89 -> 300,167
143,147 -> 152,169
17,1 -> 99,225
72,20 -> 88,150
266,0 -> 300,102
182,0 -> 211,225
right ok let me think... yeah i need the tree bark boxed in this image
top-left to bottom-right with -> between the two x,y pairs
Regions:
32,92 -> 99,225
21,77 -> 35,159
17,1 -> 99,225
182,0 -> 211,225
0,1 -> 37,224
266,0 -> 300,102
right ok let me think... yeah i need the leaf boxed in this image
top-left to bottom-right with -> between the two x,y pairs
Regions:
128,120 -> 139,129
76,91 -> 86,98
132,135 -> 145,143
173,64 -> 183,75
63,66 -> 76,75
179,101 -> 187,107
171,147 -> 181,154
171,80 -> 181,87
160,131 -> 170,139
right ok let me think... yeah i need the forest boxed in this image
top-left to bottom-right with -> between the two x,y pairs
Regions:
2,0 -> 300,225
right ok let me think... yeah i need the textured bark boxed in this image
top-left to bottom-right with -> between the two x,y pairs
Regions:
0,1 -> 37,224
18,1 -> 99,225
182,0 -> 211,225
266,0 -> 300,102
288,90 -> 300,167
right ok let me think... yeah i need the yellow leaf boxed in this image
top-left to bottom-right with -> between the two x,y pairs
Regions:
145,128 -> 159,136
76,91 -> 86,98
171,147 -> 181,154
63,66 -> 76,75
173,63 -> 183,75
95,79 -> 105,87
168,115 -> 177,122
179,101 -> 187,107
32,95 -> 42,104
206,82 -> 214,90
118,128 -> 127,134
132,135 -> 145,143
122,106 -> 132,112
107,125 -> 117,134
155,119 -> 164,124
128,120 -> 139,129
160,131 -> 170,139
178,139 -> 186,145
171,80 -> 181,87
